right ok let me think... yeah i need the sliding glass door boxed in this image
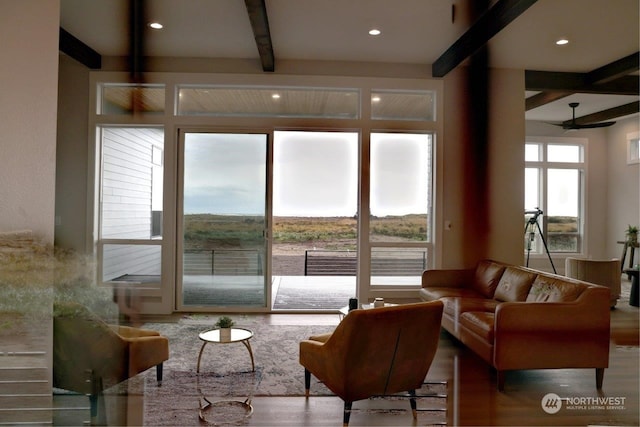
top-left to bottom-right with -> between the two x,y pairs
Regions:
177,132 -> 268,309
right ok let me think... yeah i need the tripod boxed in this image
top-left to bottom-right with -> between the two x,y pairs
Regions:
525,209 -> 556,274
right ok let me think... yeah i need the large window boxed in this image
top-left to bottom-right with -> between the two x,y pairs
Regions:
91,78 -> 442,313
525,139 -> 585,253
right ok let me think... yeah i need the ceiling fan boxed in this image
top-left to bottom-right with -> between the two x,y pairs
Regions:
550,102 -> 616,130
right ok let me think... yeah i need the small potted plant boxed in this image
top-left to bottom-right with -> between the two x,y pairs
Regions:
214,316 -> 235,341
626,225 -> 638,244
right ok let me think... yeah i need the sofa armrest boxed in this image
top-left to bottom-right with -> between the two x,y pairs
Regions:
421,268 -> 474,289
492,287 -> 611,371
495,301 -> 609,333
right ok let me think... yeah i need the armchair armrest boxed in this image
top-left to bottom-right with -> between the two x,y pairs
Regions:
421,268 -> 474,288
110,324 -> 161,338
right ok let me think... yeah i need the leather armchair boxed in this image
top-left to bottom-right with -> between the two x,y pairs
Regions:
565,257 -> 621,307
53,302 -> 169,423
299,301 -> 443,426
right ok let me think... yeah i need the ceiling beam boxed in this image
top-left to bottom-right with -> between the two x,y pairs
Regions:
244,0 -> 275,72
59,27 -> 102,69
432,0 -> 538,78
564,101 -> 640,126
129,0 -> 146,81
526,72 -> 639,94
526,52 -> 640,110
586,51 -> 639,85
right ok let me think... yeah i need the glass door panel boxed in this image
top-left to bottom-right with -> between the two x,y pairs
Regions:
271,130 -> 358,310
179,132 -> 268,308
369,133 -> 433,286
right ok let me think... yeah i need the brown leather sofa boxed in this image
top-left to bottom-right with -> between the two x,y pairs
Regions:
419,259 -> 611,391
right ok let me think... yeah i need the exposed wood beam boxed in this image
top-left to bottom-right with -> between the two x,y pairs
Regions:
526,52 -> 640,110
565,101 -> 640,126
526,73 -> 639,94
244,0 -> 275,72
59,27 -> 101,69
586,51 -> 639,85
129,0 -> 146,82
432,0 -> 538,77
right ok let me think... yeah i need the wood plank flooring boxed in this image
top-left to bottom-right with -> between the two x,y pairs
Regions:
52,295 -> 638,426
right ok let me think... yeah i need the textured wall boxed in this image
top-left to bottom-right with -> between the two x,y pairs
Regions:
0,0 -> 60,243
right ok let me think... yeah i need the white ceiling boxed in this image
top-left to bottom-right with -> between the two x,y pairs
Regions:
59,0 -> 640,122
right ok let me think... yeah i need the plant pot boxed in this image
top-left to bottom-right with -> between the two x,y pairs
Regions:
219,328 -> 232,341
628,233 -> 638,245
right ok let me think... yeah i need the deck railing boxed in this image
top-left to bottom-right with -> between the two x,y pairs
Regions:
304,250 -> 427,276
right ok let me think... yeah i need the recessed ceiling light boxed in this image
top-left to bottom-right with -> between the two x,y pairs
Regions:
555,38 -> 569,45
272,93 -> 281,99
368,29 -> 381,36
148,22 -> 163,30
372,96 -> 381,102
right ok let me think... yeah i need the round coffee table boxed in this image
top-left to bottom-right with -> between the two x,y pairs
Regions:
196,327 -> 255,373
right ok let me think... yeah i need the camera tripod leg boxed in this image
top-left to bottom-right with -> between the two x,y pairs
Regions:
524,219 -> 557,274
534,220 -> 557,274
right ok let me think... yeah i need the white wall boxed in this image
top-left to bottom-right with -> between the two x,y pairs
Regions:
606,115 -> 640,267
0,0 -> 60,243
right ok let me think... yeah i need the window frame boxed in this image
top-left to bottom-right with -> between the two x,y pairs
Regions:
525,137 -> 587,255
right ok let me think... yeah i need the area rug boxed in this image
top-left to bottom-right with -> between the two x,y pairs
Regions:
139,317 -> 448,426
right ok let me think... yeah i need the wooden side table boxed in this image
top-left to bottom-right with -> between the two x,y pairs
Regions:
618,240 -> 639,273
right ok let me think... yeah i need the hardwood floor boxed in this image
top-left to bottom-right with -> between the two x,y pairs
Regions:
94,306 -> 638,425
241,305 -> 639,426
49,289 -> 638,426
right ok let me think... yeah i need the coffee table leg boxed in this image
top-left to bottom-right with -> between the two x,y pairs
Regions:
241,340 -> 255,372
196,342 -> 208,373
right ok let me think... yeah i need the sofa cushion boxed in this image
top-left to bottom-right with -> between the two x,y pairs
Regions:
459,311 -> 495,343
419,286 -> 486,301
494,267 -> 537,302
526,275 -> 589,302
471,260 -> 506,298
441,297 -> 499,318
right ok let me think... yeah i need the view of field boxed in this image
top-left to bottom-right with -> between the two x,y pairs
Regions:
183,214 -> 430,274
184,214 -> 428,248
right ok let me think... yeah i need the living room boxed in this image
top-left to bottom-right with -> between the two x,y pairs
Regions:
1,1 -> 638,425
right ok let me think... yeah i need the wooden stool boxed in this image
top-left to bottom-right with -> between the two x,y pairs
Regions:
618,240 -> 639,273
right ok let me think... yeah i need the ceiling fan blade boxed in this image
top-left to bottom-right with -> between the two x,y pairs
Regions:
563,121 -> 617,129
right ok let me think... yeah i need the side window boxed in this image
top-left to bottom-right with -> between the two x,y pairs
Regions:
98,126 -> 164,284
525,140 -> 585,253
